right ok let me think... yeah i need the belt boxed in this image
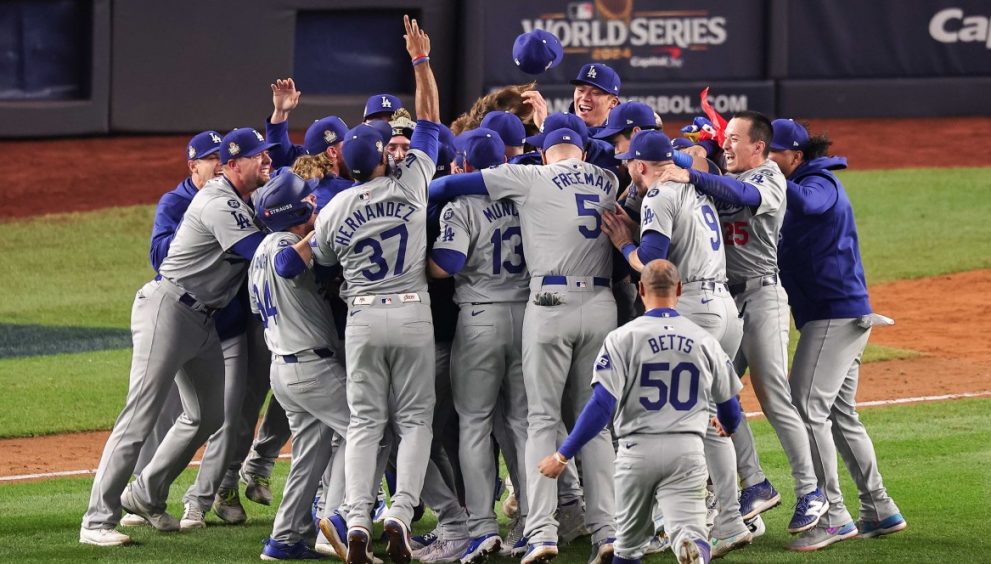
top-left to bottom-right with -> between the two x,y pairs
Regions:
728,273 -> 778,296
540,276 -> 611,288
279,348 -> 334,364
352,292 -> 424,306
682,280 -> 726,292
178,292 -> 216,318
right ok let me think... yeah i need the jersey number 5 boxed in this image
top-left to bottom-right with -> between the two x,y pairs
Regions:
575,194 -> 602,239
639,361 -> 700,412
354,224 -> 409,281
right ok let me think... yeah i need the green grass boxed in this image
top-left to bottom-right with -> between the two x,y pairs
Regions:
0,349 -> 130,438
1,399 -> 988,562
842,167 -> 991,284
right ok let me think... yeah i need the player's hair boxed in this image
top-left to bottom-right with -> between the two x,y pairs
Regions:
291,153 -> 335,181
732,110 -> 773,157
450,82 -> 539,135
641,260 -> 680,295
801,122 -> 834,161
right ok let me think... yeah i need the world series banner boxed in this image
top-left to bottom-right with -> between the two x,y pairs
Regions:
479,0 -> 767,87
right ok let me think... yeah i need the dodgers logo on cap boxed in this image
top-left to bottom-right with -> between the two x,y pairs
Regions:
188,146 -> 196,159
228,142 -> 241,157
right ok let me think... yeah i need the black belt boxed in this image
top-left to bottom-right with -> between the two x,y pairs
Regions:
178,292 -> 216,317
281,348 -> 335,364
728,274 -> 778,296
541,276 -> 611,288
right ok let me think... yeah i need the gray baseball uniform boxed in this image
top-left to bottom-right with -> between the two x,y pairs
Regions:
639,179 -> 747,539
717,160 -> 818,498
433,195 -> 530,538
313,147 -> 436,531
82,176 -> 259,529
480,158 -> 618,545
249,231 -> 351,546
591,309 -> 741,560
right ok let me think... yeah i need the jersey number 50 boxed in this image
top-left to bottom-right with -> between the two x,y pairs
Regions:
639,361 -> 700,411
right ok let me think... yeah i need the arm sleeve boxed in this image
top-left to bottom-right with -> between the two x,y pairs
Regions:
148,194 -> 186,271
636,231 -> 671,263
430,249 -> 467,276
559,384 -> 617,459
786,176 -> 838,216
231,231 -> 265,260
409,120 -> 440,164
716,397 -> 743,435
428,173 -> 488,202
275,245 -> 307,278
265,119 -> 303,169
688,169 -> 762,207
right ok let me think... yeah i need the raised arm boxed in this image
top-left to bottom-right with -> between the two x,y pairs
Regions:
404,15 -> 439,124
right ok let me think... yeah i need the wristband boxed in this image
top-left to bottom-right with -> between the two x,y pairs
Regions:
553,452 -> 568,465
621,242 -> 637,261
412,56 -> 430,67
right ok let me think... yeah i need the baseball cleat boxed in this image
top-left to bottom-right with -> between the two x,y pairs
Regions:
79,527 -> 132,547
738,479 -> 781,520
347,526 -> 374,564
710,530 -> 752,558
788,488 -> 828,533
260,537 -> 324,560
120,484 -> 179,532
411,529 -> 440,551
788,521 -> 858,552
521,541 -> 558,564
383,517 -> 413,564
744,514 -> 766,539
643,531 -> 670,554
372,488 -> 387,523
417,537 -> 470,563
556,500 -> 589,544
319,513 -> 349,561
857,513 -> 907,539
586,537 -> 614,564
180,502 -> 207,530
460,534 -> 501,563
241,469 -> 274,506
119,512 -> 147,527
214,488 -> 248,524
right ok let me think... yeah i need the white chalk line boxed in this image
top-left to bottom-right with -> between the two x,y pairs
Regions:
3,390 -> 990,483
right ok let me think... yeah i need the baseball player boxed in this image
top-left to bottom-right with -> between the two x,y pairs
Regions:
656,111 -> 829,534
521,62 -> 621,136
768,120 -> 905,550
480,110 -> 527,161
311,15 -> 440,564
363,93 -> 404,123
429,127 -> 620,564
80,127 -> 276,547
246,173 -> 352,561
538,259 -> 745,564
428,127 -> 530,563
601,131 -> 752,558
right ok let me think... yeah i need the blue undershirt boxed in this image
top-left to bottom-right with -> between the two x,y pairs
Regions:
274,246 -> 306,278
636,231 -> 671,264
688,169 -> 761,208
559,384 -> 616,459
231,232 -> 265,261
409,120 -> 441,164
430,248 -> 467,276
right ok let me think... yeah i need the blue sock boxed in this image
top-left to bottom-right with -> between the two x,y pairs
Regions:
695,539 -> 711,563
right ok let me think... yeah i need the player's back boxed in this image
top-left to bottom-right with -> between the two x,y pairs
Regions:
441,195 -> 529,304
314,152 -> 431,297
595,312 -> 738,438
642,182 -> 727,284
159,176 -> 257,308
717,159 -> 786,284
482,158 -> 617,279
249,232 -> 338,356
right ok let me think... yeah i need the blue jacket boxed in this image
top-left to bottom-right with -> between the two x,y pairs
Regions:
778,156 -> 871,329
312,174 -> 356,213
149,178 -> 246,340
266,119 -> 307,170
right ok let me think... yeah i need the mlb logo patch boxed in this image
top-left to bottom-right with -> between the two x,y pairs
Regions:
576,281 -> 588,288
380,297 -> 393,305
359,191 -> 371,201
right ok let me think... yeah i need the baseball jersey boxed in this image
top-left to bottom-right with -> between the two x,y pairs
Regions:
481,159 -> 618,279
591,309 -> 741,438
716,159 -> 786,285
313,149 -> 434,297
158,175 -> 261,309
640,181 -> 727,284
248,232 -> 339,356
433,195 -> 529,304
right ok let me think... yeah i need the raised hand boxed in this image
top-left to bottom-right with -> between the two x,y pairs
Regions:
404,14 -> 431,59
521,90 -> 549,129
271,78 -> 300,124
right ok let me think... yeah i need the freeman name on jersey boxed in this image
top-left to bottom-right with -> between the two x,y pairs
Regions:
550,170 -> 615,194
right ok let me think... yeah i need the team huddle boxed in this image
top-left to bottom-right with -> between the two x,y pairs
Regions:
78,15 -> 907,564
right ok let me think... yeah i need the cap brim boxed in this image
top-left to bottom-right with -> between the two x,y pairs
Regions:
242,142 -> 280,158
591,126 -> 624,140
768,142 -> 799,152
569,78 -> 611,93
614,149 -> 635,160
524,132 -> 546,147
194,146 -> 221,158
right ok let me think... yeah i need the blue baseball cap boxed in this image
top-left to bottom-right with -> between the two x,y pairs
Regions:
481,111 -> 527,148
570,63 -> 621,95
513,28 -> 564,75
542,128 -> 584,152
304,116 -> 349,156
526,113 -> 589,147
453,132 -> 468,169
187,130 -> 222,160
770,119 -> 810,151
221,128 -> 279,165
592,102 -> 657,140
363,93 -> 403,120
342,125 -> 386,177
615,130 -> 674,161
462,128 -> 505,170
436,123 -> 456,175
254,172 -> 315,232
671,137 -> 695,151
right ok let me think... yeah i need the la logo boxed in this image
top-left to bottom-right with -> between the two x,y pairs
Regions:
381,96 -> 392,108
587,66 -> 597,78
210,133 -> 222,144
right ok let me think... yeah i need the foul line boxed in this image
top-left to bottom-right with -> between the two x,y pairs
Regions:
3,391 -> 990,483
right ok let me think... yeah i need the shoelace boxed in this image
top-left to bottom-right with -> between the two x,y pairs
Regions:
185,503 -> 205,520
414,532 -> 438,546
220,489 -> 240,504
255,476 -> 272,488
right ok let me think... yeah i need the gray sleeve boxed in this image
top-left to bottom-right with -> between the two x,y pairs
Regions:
708,340 -> 742,404
432,199 -> 472,258
312,206 -> 340,267
481,164 -> 541,205
749,165 -> 786,217
590,332 -> 626,399
396,149 -> 436,206
640,186 -> 677,239
201,195 -> 262,251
